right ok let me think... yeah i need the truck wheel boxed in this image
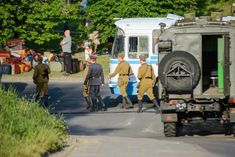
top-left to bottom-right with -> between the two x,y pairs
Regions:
164,122 -> 177,137
233,124 -> 235,137
159,51 -> 201,93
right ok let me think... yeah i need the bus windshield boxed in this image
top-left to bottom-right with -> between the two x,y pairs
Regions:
111,28 -> 125,58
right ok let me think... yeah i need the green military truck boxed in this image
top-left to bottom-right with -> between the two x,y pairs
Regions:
157,15 -> 235,137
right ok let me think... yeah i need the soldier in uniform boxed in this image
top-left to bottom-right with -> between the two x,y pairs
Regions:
33,56 -> 51,106
83,59 -> 92,110
84,55 -> 107,112
109,53 -> 134,109
137,55 -> 161,113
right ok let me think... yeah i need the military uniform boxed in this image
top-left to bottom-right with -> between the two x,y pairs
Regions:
33,61 -> 51,106
83,62 -> 92,109
110,53 -> 133,109
137,56 -> 160,113
84,56 -> 107,112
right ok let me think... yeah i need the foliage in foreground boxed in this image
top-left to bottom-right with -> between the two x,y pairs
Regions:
0,87 -> 68,157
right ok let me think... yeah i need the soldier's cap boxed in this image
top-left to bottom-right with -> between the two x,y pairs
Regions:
118,52 -> 125,59
89,55 -> 97,61
139,55 -> 146,61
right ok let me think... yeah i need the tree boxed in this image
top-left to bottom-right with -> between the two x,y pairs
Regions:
85,0 -> 197,45
196,0 -> 234,16
0,0 -> 83,47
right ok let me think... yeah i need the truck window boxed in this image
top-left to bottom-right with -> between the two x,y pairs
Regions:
128,36 -> 149,59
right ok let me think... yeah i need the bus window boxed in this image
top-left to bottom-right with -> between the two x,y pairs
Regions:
111,29 -> 125,59
128,36 -> 149,59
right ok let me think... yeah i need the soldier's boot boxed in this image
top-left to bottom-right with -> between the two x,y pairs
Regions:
44,95 -> 49,107
98,96 -> 107,111
35,94 -> 40,102
137,100 -> 143,113
84,96 -> 92,110
120,97 -> 127,109
152,99 -> 161,113
151,99 -> 160,108
90,99 -> 96,112
124,96 -> 134,109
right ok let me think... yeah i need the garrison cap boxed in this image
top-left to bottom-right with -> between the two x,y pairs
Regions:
118,52 -> 125,59
139,55 -> 146,61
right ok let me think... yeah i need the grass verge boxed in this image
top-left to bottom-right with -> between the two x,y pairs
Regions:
0,86 -> 68,157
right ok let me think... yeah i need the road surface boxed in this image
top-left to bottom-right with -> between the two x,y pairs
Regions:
2,79 -> 235,157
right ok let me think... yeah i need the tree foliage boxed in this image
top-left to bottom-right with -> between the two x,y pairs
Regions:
0,0 -> 83,46
1,0 -> 231,52
196,0 -> 234,16
85,0 -> 197,44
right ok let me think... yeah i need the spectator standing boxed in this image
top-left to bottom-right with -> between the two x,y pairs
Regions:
60,30 -> 72,76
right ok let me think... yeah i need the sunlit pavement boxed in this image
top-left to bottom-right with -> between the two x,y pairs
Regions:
2,79 -> 235,157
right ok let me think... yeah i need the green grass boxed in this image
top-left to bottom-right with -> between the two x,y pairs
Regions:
0,87 -> 68,157
97,55 -> 110,77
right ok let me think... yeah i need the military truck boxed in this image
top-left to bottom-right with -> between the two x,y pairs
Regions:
157,15 -> 235,137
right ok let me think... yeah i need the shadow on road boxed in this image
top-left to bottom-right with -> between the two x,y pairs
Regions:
68,125 -> 124,136
1,82 -> 28,96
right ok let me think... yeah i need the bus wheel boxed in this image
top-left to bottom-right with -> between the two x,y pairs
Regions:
164,122 -> 177,137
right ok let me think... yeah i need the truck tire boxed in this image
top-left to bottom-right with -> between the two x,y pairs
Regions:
159,51 -> 201,93
233,124 -> 235,137
164,122 -> 177,137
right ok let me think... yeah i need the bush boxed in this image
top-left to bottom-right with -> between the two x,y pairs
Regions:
0,87 -> 68,157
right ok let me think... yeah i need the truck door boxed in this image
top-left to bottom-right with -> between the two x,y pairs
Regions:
223,34 -> 230,96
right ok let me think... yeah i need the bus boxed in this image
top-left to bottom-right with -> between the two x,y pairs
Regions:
109,14 -> 183,95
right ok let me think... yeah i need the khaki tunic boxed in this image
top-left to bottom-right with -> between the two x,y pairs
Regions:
33,63 -> 50,95
110,60 -> 133,97
83,65 -> 90,97
137,63 -> 156,100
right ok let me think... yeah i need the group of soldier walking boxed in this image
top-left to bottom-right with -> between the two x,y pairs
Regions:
83,52 -> 161,113
32,29 -> 161,112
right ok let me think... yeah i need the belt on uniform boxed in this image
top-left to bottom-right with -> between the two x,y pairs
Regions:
119,74 -> 129,76
144,77 -> 152,79
92,76 -> 100,78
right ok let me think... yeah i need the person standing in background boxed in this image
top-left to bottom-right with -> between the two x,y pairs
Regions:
60,30 -> 72,76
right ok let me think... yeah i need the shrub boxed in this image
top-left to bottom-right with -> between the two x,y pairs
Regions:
0,87 -> 68,157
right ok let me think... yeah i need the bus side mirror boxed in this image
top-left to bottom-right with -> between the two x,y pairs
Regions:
158,40 -> 172,53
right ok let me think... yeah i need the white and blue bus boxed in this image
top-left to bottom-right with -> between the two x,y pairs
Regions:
109,14 -> 183,95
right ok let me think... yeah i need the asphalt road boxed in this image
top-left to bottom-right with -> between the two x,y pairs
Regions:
2,79 -> 235,157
